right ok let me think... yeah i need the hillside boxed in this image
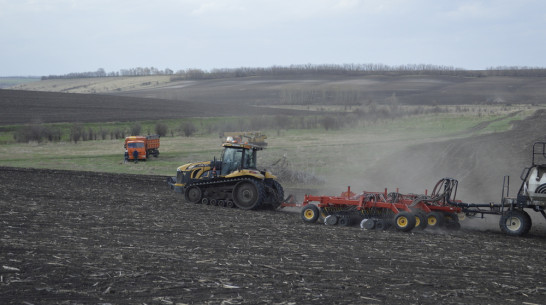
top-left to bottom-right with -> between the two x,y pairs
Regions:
0,89 -> 313,125
10,74 -> 546,106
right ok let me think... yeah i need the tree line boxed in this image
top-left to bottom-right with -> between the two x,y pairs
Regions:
12,103 -> 461,144
40,64 -> 546,81
41,67 -> 174,80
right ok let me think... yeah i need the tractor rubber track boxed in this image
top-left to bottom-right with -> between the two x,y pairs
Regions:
185,177 -> 275,209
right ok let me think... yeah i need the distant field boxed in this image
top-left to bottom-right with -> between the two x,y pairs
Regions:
0,89 -> 313,125
8,75 -> 172,93
11,74 -> 546,106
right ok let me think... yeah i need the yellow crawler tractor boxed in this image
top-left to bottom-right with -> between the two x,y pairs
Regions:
168,142 -> 284,210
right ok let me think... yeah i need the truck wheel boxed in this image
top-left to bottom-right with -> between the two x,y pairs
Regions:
394,212 -> 416,232
233,180 -> 264,210
500,210 -> 532,236
184,186 -> 202,204
301,205 -> 320,223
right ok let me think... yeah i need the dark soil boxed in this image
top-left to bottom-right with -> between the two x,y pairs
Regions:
116,75 -> 546,106
1,167 -> 545,304
0,89 -> 312,125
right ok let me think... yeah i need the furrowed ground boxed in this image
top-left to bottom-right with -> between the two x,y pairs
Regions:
0,167 -> 545,304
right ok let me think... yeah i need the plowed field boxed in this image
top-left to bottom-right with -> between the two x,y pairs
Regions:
1,167 -> 545,304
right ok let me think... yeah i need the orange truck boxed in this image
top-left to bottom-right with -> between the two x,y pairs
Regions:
124,135 -> 160,161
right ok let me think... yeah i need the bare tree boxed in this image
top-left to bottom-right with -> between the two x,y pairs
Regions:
70,123 -> 84,143
130,123 -> 142,136
320,116 -> 337,131
182,122 -> 197,137
155,122 -> 168,137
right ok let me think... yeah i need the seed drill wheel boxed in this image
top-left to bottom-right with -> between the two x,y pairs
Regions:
375,219 -> 388,230
499,210 -> 532,236
426,211 -> 444,229
414,212 -> 428,230
394,212 -> 416,232
338,216 -> 351,226
360,218 -> 375,230
184,186 -> 202,204
233,180 -> 264,210
444,213 -> 461,231
301,205 -> 320,223
226,200 -> 235,208
324,215 -> 338,226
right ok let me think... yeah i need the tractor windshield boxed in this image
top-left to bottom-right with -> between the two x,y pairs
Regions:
221,147 -> 257,175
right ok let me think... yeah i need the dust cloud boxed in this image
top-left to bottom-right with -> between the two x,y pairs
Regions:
320,110 -> 546,234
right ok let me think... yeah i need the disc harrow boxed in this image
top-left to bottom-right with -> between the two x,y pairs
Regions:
300,178 -> 464,232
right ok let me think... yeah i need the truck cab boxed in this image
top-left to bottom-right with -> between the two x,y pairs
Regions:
126,140 -> 146,160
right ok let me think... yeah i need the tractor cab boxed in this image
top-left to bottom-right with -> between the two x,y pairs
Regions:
220,142 -> 261,176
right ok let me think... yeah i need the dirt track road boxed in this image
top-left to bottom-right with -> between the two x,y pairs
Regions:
1,167 -> 545,304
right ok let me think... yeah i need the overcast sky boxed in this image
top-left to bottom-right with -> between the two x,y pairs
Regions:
1,0 -> 545,76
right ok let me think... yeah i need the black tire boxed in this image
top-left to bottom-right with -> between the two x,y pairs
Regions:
500,210 -> 532,236
522,210 -> 532,235
270,180 -> 285,209
426,211 -> 444,229
414,212 -> 428,230
446,222 -> 461,231
338,216 -> 351,226
226,200 -> 235,208
444,213 -> 460,231
233,179 -> 264,210
301,205 -> 320,223
201,198 -> 209,205
184,186 -> 202,204
375,219 -> 388,230
394,212 -> 416,232
210,199 -> 218,206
